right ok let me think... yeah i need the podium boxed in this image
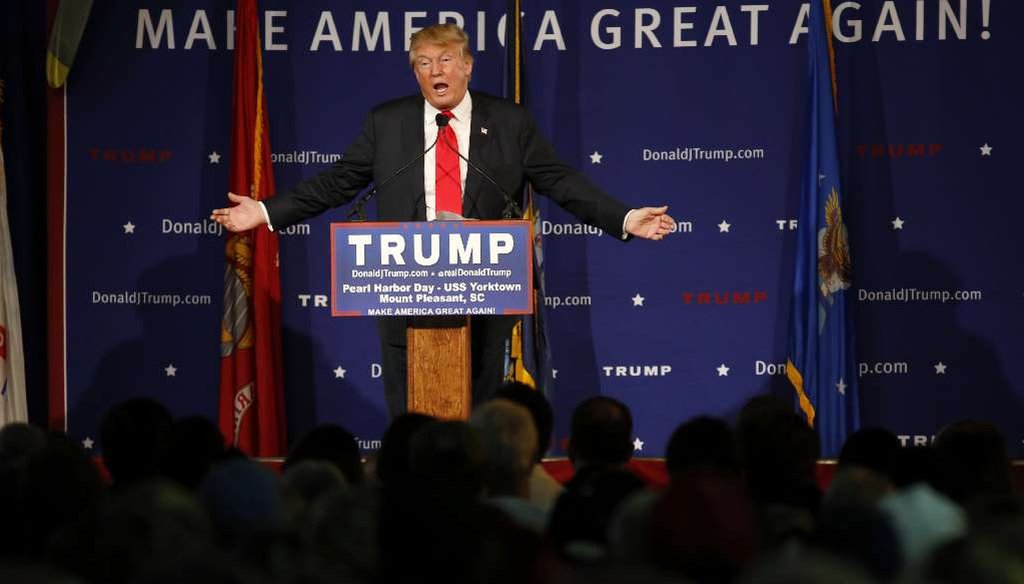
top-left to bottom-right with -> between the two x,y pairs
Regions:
330,220 -> 533,420
406,316 -> 471,419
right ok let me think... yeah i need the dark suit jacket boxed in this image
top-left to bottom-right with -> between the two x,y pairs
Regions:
264,92 -> 630,349
263,91 -> 630,235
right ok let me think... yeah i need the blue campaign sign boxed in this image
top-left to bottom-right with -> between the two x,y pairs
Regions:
330,221 -> 533,317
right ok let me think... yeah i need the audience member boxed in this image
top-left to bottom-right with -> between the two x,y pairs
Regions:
814,502 -> 903,580
280,460 -> 347,526
837,427 -> 902,483
494,382 -> 564,513
283,424 -> 363,486
469,398 -> 546,533
567,396 -> 634,470
551,397 -> 645,561
932,420 -> 1014,506
648,470 -> 760,584
736,397 -> 822,548
7,432 -> 104,560
51,481 -> 213,584
199,459 -> 286,543
374,412 -> 434,488
158,416 -> 226,492
665,415 -> 740,477
99,398 -> 173,486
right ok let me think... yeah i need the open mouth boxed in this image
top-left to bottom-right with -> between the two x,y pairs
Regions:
433,82 -> 449,95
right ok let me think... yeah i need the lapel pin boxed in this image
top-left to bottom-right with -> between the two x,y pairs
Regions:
480,127 -> 488,135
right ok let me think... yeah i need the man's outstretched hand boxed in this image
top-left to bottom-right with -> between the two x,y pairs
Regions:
210,192 -> 266,232
625,206 -> 676,240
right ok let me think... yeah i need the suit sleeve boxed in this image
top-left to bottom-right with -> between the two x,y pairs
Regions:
262,112 -> 377,230
518,110 -> 630,239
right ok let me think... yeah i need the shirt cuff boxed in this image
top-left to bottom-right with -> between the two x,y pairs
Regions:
258,201 -> 274,231
621,209 -> 636,240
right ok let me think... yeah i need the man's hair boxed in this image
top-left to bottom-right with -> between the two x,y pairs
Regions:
665,416 -> 739,476
284,423 -> 363,486
100,397 -> 173,485
569,396 -> 634,466
933,419 -> 1013,505
469,399 -> 538,496
408,23 -> 473,66
494,382 -> 554,463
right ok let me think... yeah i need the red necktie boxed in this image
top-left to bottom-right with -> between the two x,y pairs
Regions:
435,110 -> 462,216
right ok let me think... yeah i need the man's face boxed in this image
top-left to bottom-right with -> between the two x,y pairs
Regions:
412,43 -> 473,111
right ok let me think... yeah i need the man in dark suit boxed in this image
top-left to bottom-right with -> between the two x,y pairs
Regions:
212,24 -> 676,418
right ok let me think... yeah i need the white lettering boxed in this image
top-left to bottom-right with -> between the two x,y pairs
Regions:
834,2 -> 863,43
635,8 -> 662,49
265,10 -> 288,51
789,3 -> 810,44
488,233 -> 514,264
380,234 -> 407,266
404,11 -> 428,51
413,234 -> 440,266
592,9 -> 621,50
533,11 -> 566,51
742,5 -> 769,46
674,7 -> 698,47
310,11 -> 342,51
136,9 -> 175,49
184,10 -> 216,50
449,233 -> 482,265
353,11 -> 391,51
348,234 -> 373,266
705,6 -> 737,46
938,0 -> 966,40
438,11 -> 464,28
872,1 -> 906,42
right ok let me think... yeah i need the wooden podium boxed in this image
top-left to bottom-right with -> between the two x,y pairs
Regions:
406,317 -> 472,420
329,219 -> 534,422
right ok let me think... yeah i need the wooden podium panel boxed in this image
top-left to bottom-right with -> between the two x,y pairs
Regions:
406,317 -> 471,420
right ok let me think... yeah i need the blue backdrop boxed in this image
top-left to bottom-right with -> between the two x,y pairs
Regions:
56,0 -> 1024,457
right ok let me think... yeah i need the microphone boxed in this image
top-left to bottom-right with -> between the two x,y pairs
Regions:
435,115 -> 524,220
346,119 -> 446,221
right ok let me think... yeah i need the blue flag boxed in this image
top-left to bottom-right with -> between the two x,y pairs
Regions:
786,0 -> 860,458
502,0 -> 553,393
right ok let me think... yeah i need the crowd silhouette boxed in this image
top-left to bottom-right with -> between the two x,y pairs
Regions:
0,384 -> 1020,584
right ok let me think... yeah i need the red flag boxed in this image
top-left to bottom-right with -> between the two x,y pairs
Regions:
218,0 -> 286,456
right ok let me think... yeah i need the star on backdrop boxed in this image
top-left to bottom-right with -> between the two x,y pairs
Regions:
632,293 -> 645,307
633,437 -> 644,452
123,221 -> 135,234
716,363 -> 730,377
82,437 -> 94,449
718,220 -> 731,233
333,366 -> 347,379
979,143 -> 992,156
891,217 -> 905,230
934,362 -> 947,374
836,378 -> 847,395
589,151 -> 603,164
164,364 -> 177,377
208,151 -> 221,164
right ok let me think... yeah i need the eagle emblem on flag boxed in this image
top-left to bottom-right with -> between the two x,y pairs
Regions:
817,187 -> 852,304
220,233 -> 255,357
